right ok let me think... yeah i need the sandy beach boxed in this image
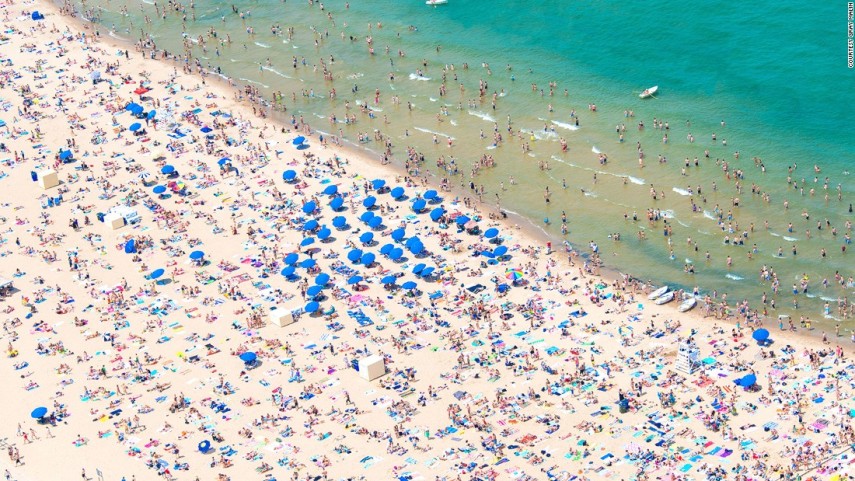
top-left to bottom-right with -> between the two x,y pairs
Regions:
1,2 -> 854,481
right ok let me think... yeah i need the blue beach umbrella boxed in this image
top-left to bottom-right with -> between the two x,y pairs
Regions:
329,197 -> 344,211
409,242 -> 424,255
323,185 -> 338,196
405,237 -> 421,250
284,253 -> 299,266
197,440 -> 211,453
129,122 -> 142,132
317,227 -> 332,240
390,186 -> 405,199
360,232 -> 374,244
217,157 -> 230,165
391,228 -> 406,242
752,329 -> 770,342
147,110 -> 156,120
302,201 -> 317,214
31,407 -> 48,419
381,275 -> 397,285
412,199 -> 427,213
303,219 -> 319,231
456,215 -> 470,226
59,150 -> 73,161
281,266 -> 296,277
368,216 -> 383,229
347,275 -> 363,285
149,268 -> 165,279
189,250 -> 205,260
423,189 -> 438,200
420,266 -> 435,277
389,248 -> 404,261
481,250 -> 496,258
300,258 -> 316,269
402,281 -> 418,290
360,211 -> 375,223
380,243 -> 394,255
360,252 -> 376,266
160,165 -> 175,175
347,249 -> 363,262
332,216 -> 347,228
363,196 -> 377,208
307,285 -> 323,297
484,228 -> 499,239
315,273 -> 330,286
300,237 -> 315,247
493,245 -> 508,257
282,170 -> 297,181
293,136 -> 306,145
124,239 -> 136,254
412,263 -> 426,275
239,352 -> 257,363
429,208 -> 445,222
152,185 -> 166,194
372,179 -> 386,190
304,301 -> 320,313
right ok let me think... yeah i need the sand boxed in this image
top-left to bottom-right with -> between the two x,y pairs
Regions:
0,2 -> 853,481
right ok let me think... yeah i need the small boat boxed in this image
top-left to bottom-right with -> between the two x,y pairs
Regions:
654,291 -> 675,305
639,86 -> 658,99
647,286 -> 669,300
426,0 -> 448,4
678,297 -> 697,312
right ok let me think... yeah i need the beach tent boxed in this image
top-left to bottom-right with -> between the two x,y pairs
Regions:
59,150 -> 73,161
31,11 -> 45,20
124,239 -> 136,254
734,374 -> 757,387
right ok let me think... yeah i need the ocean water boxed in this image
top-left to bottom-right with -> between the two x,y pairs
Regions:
70,0 -> 855,323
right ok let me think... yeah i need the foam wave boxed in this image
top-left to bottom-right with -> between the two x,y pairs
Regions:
254,42 -> 271,48
409,73 -> 431,81
672,187 -> 691,196
468,111 -> 496,123
725,274 -> 744,281
414,127 -> 454,140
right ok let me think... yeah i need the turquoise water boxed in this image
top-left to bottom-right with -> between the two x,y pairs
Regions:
74,0 -> 854,322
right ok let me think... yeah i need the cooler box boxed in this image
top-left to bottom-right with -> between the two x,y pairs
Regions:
37,169 -> 59,189
269,310 -> 293,327
357,355 -> 386,381
105,213 -> 125,230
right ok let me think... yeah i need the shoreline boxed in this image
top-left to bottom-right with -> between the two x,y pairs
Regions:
50,0 -> 847,345
1,2 -> 854,481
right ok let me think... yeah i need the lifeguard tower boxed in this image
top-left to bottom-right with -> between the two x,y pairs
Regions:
676,339 -> 701,374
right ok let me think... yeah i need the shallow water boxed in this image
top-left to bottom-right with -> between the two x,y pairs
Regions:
72,0 -> 855,323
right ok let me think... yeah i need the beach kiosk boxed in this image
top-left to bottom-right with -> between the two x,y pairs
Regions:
357,355 -> 386,381
37,169 -> 59,190
104,213 -> 125,230
269,308 -> 294,327
0,276 -> 13,297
